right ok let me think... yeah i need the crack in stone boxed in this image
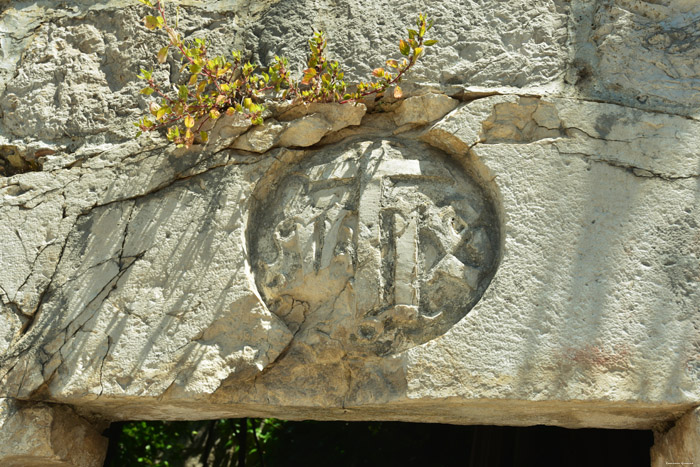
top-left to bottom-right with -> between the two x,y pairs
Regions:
247,296 -> 316,387
14,178 -> 80,209
39,251 -> 144,396
553,148 -> 699,181
117,202 -> 136,268
13,227 -> 30,264
11,239 -> 59,308
81,150 -> 246,213
10,215 -> 77,346
98,335 -> 112,398
564,126 -> 651,144
0,199 -> 145,395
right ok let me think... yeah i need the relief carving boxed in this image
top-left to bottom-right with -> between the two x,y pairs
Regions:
249,139 -> 500,356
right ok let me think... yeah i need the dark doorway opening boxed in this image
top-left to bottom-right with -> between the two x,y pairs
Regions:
105,419 -> 653,466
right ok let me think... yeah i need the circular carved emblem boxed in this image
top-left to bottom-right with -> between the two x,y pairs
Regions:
249,139 -> 500,356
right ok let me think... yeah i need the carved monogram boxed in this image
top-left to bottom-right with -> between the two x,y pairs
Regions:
250,139 -> 499,356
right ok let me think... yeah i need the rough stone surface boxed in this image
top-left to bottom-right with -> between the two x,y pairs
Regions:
651,408 -> 700,467
0,398 -> 108,466
231,119 -> 285,153
412,100 -> 700,407
0,0 -> 699,461
246,0 -> 570,91
392,94 -> 459,127
250,138 -> 499,357
568,0 -> 700,118
230,104 -> 366,152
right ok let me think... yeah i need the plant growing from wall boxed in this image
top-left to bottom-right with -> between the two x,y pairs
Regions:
134,0 -> 437,148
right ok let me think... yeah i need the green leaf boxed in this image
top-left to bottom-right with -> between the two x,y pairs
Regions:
140,87 -> 155,95
424,39 -> 438,46
139,68 -> 153,80
399,39 -> 410,56
301,68 -> 317,85
178,85 -> 188,99
209,109 -> 221,120
137,0 -> 154,6
407,29 -> 418,39
167,127 -> 180,141
144,15 -> 160,30
157,46 -> 169,64
200,131 -> 209,143
189,63 -> 202,74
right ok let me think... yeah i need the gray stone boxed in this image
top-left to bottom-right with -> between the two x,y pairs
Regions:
392,94 -> 458,127
651,408 -> 700,467
568,0 -> 700,118
0,0 -> 698,463
277,102 -> 367,133
0,398 -> 108,467
232,119 -> 285,153
231,103 -> 366,151
250,138 -> 499,357
246,0 -> 570,91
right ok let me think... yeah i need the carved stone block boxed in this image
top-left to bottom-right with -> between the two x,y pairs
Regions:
250,139 -> 500,357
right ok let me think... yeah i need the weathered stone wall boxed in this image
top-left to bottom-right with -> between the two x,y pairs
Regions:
0,398 -> 108,466
651,408 -> 700,467
0,0 -> 699,463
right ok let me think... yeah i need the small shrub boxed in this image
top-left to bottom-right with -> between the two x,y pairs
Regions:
134,0 -> 437,148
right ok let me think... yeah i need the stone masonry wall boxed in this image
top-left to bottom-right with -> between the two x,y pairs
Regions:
0,0 -> 699,463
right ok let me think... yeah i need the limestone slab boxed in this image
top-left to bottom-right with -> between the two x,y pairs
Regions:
0,398 -> 107,467
0,0 -> 698,452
